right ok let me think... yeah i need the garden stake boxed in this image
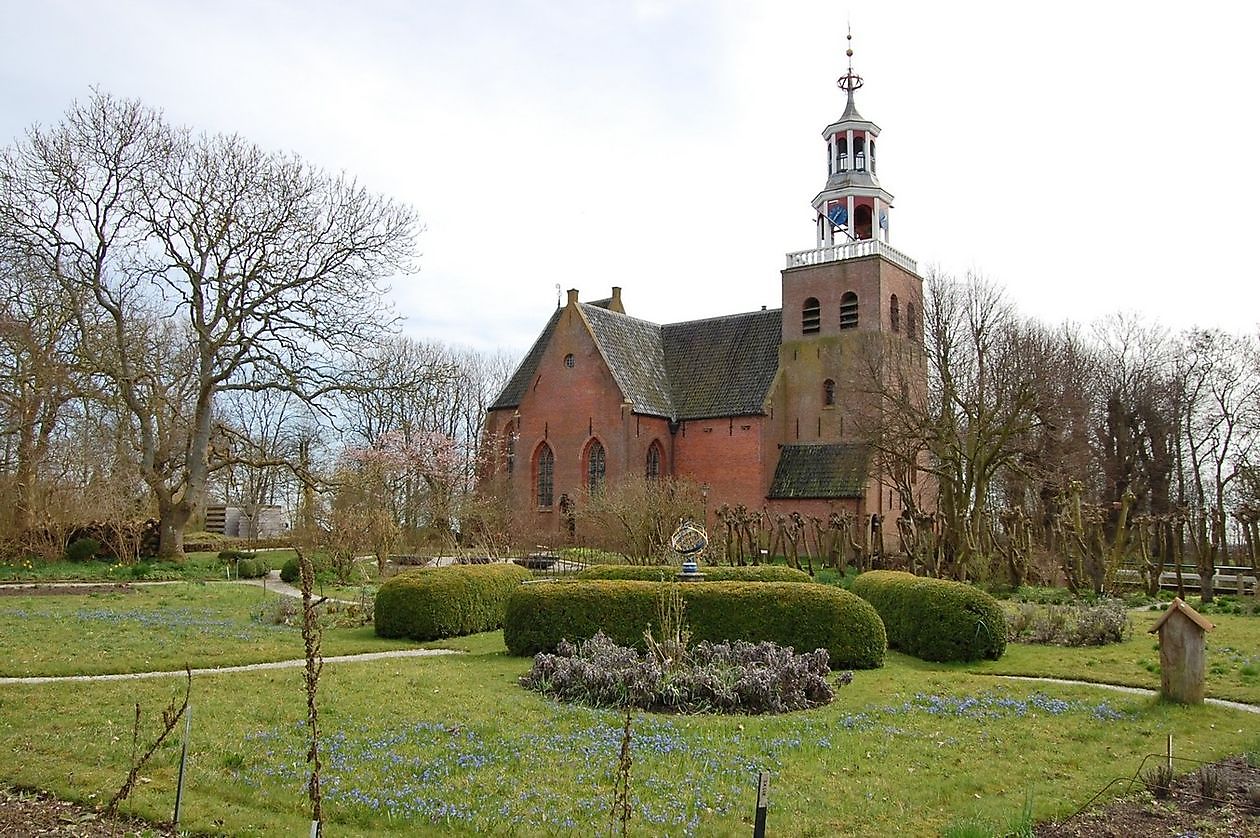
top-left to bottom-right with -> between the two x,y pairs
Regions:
173,703 -> 192,828
753,771 -> 769,838
1167,734 -> 1173,771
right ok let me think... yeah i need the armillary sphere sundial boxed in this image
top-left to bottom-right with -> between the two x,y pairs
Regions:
668,520 -> 709,580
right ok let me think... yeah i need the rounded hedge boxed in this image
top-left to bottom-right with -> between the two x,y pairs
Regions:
375,562 -> 532,641
504,580 -> 885,669
851,570 -> 1006,662
280,556 -> 300,584
576,564 -> 813,583
235,556 -> 270,579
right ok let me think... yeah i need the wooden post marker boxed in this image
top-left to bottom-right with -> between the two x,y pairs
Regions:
753,771 -> 769,837
1149,597 -> 1214,704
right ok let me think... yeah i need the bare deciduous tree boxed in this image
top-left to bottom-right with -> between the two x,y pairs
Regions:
0,92 -> 418,559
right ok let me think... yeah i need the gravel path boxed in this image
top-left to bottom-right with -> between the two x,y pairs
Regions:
237,570 -> 360,604
992,674 -> 1260,714
0,648 -> 458,686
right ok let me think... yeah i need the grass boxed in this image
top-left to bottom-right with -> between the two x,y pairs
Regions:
0,632 -> 1255,836
969,609 -> 1260,705
0,583 -> 422,677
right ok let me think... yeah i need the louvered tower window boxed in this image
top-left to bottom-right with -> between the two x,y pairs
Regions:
839,292 -> 859,330
802,297 -> 821,334
890,294 -> 900,332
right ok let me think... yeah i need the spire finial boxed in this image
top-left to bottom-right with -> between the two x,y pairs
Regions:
837,25 -> 864,94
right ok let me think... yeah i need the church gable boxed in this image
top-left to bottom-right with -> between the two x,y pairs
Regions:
493,292 -> 784,424
489,307 -> 562,411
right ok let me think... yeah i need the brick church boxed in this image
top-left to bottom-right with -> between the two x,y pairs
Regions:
483,40 -> 926,547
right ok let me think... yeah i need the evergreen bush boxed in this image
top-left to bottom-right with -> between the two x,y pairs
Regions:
234,555 -> 271,578
576,564 -> 812,583
280,556 -> 301,584
375,562 -> 531,641
852,570 -> 1006,662
503,580 -> 885,669
63,538 -> 102,563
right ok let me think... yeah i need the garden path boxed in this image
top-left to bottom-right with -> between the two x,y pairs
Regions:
237,570 -> 360,604
0,648 -> 459,686
993,674 -> 1260,715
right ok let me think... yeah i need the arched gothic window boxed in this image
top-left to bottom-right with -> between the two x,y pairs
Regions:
824,378 -> 836,406
890,294 -> 900,332
840,291 -> 859,330
646,442 -> 663,481
586,439 -> 606,494
906,302 -> 917,341
535,444 -> 554,508
802,297 -> 821,335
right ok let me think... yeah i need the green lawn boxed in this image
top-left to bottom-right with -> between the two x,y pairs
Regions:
970,609 -> 1260,705
0,585 -> 1256,835
0,583 -> 421,677
0,624 -> 1256,835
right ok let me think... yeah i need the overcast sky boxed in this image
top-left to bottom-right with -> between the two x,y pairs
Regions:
3,1 -> 1257,356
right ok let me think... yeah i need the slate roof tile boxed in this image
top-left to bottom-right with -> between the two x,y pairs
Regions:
663,309 -> 781,420
768,443 -> 871,499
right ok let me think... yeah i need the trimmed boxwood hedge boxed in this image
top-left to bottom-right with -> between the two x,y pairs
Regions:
375,563 -> 531,641
503,580 -> 885,669
851,570 -> 1006,662
575,564 -> 813,583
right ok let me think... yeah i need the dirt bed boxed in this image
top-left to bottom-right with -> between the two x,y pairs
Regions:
0,583 -> 140,597
0,786 -> 172,836
1036,755 -> 1260,837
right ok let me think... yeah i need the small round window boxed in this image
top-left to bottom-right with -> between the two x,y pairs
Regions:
564,353 -> 575,368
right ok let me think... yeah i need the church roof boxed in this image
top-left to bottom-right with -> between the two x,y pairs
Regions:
489,303 -> 783,422
581,304 -> 674,418
662,309 -> 782,420
768,443 -> 871,499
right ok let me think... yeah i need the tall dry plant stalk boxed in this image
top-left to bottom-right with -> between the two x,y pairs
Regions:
608,704 -> 633,837
105,669 -> 191,818
297,546 -> 324,836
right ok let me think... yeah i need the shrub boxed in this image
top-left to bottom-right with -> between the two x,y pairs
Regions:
280,556 -> 300,584
1005,601 -> 1130,647
63,538 -> 102,563
852,570 -> 1006,662
375,562 -> 531,641
235,556 -> 271,579
520,632 -> 851,714
576,564 -> 812,583
503,580 -> 885,669
217,549 -> 251,563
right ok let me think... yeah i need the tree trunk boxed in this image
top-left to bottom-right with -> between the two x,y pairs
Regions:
157,500 -> 192,562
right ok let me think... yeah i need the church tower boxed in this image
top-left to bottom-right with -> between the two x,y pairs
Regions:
768,32 -> 926,534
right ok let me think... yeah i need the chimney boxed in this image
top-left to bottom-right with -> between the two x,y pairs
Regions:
608,286 -> 625,314
566,288 -> 579,306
